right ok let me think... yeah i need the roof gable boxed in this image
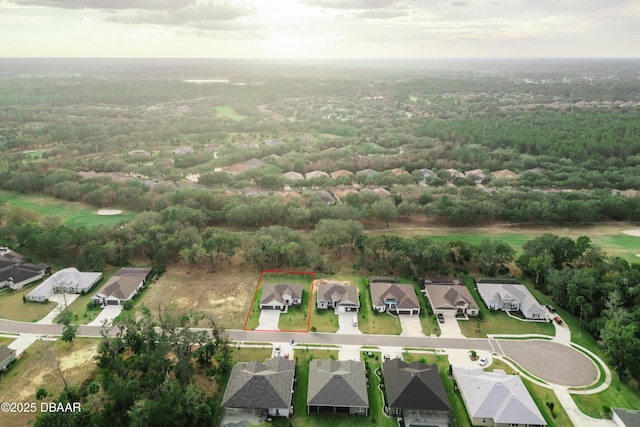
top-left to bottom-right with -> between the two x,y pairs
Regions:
307,359 -> 368,407
223,358 -> 295,410
383,359 -> 451,412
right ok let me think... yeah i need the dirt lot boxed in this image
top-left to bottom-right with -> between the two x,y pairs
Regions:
0,338 -> 99,426
137,266 -> 260,329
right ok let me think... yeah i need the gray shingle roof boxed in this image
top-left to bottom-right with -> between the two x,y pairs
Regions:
222,357 -> 296,410
93,268 -> 151,301
317,283 -> 359,307
453,367 -> 546,425
260,283 -> 303,306
307,359 -> 368,408
0,345 -> 16,364
370,282 -> 420,311
613,407 -> 640,426
382,359 -> 450,412
425,285 -> 478,311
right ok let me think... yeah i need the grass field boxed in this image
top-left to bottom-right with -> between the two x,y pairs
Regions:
368,222 -> 640,263
214,105 -> 245,121
0,190 -> 136,227
278,298 -> 310,331
0,287 -> 56,322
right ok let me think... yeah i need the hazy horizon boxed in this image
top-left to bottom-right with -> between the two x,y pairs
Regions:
2,1 -> 638,59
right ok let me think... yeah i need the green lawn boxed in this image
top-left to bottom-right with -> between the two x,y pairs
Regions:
0,190 -> 136,227
244,287 -> 263,330
309,308 -> 339,333
279,296 -> 310,332
370,223 -> 640,263
214,105 -> 245,121
232,346 -> 272,363
457,277 -> 555,338
357,278 -> 401,335
0,286 -> 56,322
52,268 -> 117,325
572,370 -> 640,419
524,378 -> 572,427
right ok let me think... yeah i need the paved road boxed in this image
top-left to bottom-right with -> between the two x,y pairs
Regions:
0,320 -> 597,388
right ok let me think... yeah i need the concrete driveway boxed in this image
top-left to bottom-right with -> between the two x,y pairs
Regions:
438,317 -> 465,338
337,312 -> 361,335
257,310 -> 280,331
36,293 -> 80,324
88,305 -> 123,327
399,315 -> 425,337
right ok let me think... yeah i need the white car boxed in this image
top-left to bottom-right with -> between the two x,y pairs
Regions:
479,356 -> 488,367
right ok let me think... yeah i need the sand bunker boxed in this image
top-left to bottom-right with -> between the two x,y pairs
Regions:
622,230 -> 640,237
97,209 -> 122,216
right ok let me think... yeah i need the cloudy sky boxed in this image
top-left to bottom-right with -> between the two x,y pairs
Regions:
1,0 -> 638,58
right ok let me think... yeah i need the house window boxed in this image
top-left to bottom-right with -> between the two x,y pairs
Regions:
393,408 -> 401,415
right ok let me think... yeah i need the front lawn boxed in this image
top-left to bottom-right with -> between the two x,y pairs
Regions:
244,287 -> 263,330
357,278 -> 401,335
278,297 -> 310,332
458,276 -> 555,338
572,370 -> 640,419
0,287 -> 56,322
309,308 -> 339,333
524,379 -> 572,427
232,346 -> 272,363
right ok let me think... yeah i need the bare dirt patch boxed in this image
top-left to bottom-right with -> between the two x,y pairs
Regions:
97,209 -> 122,215
622,229 -> 640,237
137,266 -> 259,329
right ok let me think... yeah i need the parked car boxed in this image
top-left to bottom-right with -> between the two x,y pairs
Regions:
554,316 -> 563,325
383,354 -> 391,361
479,356 -> 488,367
437,313 -> 445,323
546,304 -> 556,313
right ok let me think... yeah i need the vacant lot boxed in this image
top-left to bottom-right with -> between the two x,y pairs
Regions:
0,338 -> 99,426
0,287 -> 56,322
0,190 -> 136,227
136,267 -> 259,329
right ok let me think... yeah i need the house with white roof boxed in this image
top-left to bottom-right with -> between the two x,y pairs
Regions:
475,279 -> 546,320
28,268 -> 103,302
453,367 -> 546,427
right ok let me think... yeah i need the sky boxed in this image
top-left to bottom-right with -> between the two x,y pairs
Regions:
1,0 -> 638,58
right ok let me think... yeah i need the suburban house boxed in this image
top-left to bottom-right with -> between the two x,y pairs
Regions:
28,268 -> 103,302
221,357 -> 296,422
491,169 -> 519,179
91,267 -> 153,306
307,359 -> 368,415
0,250 -> 50,291
423,283 -> 479,317
612,407 -> 640,427
453,367 -> 546,427
370,280 -> 420,315
260,283 -> 303,311
475,279 -> 546,320
382,358 -> 453,427
282,171 -> 304,180
316,281 -> 359,312
0,345 -> 16,371
316,190 -> 336,206
330,169 -> 355,180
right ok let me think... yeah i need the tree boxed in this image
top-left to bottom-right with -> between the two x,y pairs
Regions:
473,239 -> 515,276
60,308 -> 79,345
372,199 -> 397,227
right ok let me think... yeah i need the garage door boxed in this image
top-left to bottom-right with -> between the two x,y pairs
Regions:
107,299 -> 120,305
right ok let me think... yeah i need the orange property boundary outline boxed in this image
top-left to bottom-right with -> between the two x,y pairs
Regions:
243,269 -> 315,333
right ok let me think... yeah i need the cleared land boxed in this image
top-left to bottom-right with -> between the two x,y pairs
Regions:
0,287 -> 56,322
135,267 -> 259,329
0,190 -> 136,227
0,338 -> 99,427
